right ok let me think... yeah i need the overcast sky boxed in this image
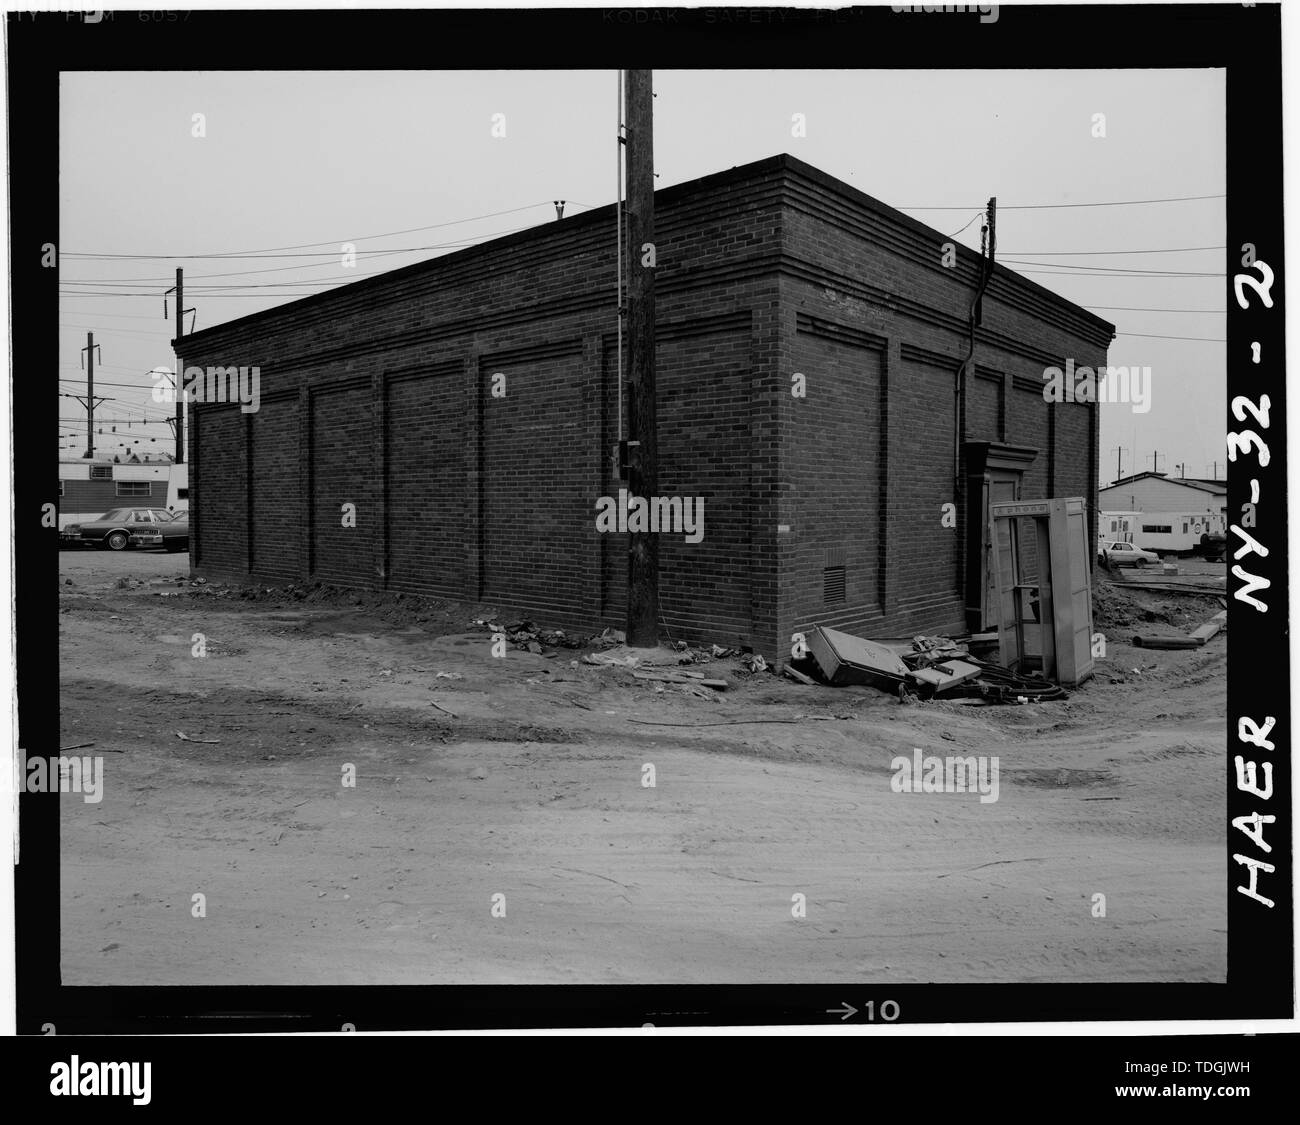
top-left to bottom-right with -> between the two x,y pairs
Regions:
60,69 -> 1225,481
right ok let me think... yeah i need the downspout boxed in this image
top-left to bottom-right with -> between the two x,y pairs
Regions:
955,202 -> 995,495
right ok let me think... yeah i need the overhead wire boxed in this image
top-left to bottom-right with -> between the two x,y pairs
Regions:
898,191 -> 1224,211
61,200 -> 570,259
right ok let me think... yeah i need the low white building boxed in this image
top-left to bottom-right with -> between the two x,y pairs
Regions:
1099,471 -> 1225,514
1099,472 -> 1226,553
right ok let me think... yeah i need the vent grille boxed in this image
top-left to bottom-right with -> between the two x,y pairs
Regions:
90,465 -> 112,480
823,565 -> 846,604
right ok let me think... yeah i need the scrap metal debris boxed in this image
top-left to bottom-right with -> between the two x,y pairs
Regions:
791,624 -> 1070,704
806,626 -> 910,689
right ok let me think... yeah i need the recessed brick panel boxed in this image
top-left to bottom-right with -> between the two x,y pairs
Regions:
310,384 -> 374,584
656,324 -> 753,642
480,347 -> 587,618
250,398 -> 300,581
785,327 -> 882,626
194,407 -> 246,574
385,368 -> 467,598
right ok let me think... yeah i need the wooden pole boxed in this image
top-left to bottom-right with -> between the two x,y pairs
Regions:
85,331 -> 94,459
175,267 -> 185,463
624,68 -> 659,647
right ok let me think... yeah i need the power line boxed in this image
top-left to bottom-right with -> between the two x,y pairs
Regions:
1000,258 -> 1219,277
945,210 -> 985,239
899,191 -> 1224,211
60,290 -> 322,298
58,388 -> 165,409
58,225 -> 537,284
59,417 -> 172,426
1114,331 -> 1226,342
61,271 -> 396,294
60,321 -> 172,338
64,277 -> 374,290
1084,304 -> 1225,314
53,308 -> 175,321
1000,245 -> 1224,256
60,377 -> 171,392
61,362 -> 169,375
61,201 -> 573,259
59,402 -> 168,425
1010,267 -> 1217,281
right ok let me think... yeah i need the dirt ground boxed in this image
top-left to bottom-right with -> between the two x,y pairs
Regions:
57,547 -> 1228,985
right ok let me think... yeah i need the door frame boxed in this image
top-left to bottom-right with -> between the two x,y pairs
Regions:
963,441 -> 1038,632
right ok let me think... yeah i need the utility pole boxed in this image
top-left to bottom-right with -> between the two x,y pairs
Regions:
1148,451 -> 1165,474
174,268 -> 184,463
1207,460 -> 1221,480
84,331 -> 94,458
75,332 -> 108,460
624,68 -> 659,648
1110,444 -> 1125,483
166,268 -> 193,463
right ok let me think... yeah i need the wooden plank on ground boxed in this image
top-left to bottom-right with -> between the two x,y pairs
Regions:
1132,634 -> 1203,649
1188,610 -> 1228,643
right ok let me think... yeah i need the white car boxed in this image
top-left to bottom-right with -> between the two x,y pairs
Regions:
1098,540 -> 1159,568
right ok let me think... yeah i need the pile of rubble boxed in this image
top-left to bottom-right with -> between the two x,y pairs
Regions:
785,624 -> 1067,705
469,617 -> 587,655
667,639 -> 767,673
466,617 -> 775,676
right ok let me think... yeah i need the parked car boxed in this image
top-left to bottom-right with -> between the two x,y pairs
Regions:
60,507 -> 175,551
131,510 -> 189,553
1098,540 -> 1160,568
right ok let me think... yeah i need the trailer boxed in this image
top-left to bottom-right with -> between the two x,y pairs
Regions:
1130,510 -> 1225,556
1098,510 -> 1140,545
58,459 -> 188,530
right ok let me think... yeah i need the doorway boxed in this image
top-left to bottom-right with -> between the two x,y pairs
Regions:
963,442 -> 1038,633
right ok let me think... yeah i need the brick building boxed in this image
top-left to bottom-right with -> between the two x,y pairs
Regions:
180,154 -> 1112,660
